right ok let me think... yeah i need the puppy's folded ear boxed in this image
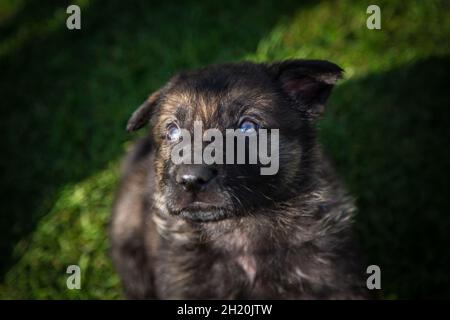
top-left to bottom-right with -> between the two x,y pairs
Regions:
126,90 -> 161,132
267,59 -> 343,118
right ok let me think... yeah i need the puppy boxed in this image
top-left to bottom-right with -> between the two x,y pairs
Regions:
110,60 -> 369,299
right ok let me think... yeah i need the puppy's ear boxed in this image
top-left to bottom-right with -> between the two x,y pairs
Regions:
267,59 -> 343,118
126,90 -> 161,132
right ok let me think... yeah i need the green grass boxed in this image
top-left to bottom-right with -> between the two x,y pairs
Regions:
0,0 -> 449,299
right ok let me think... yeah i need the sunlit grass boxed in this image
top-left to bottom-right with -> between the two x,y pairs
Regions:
0,163 -> 121,299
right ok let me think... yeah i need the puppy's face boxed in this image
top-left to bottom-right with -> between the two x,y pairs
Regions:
127,60 -> 342,222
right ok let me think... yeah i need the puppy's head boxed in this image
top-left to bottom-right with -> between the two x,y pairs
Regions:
127,60 -> 342,222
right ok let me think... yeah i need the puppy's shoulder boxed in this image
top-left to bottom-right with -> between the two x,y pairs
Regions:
121,135 -> 154,178
111,136 -> 155,243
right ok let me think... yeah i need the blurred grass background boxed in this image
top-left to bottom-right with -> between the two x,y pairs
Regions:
0,0 -> 449,299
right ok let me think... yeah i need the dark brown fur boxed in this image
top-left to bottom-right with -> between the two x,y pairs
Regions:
110,60 -> 369,299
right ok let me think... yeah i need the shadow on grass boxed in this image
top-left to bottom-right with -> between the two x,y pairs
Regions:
0,0 -> 311,280
320,55 -> 450,298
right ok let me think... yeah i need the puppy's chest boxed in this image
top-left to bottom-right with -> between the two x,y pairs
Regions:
158,223 -> 319,298
215,230 -> 318,297
221,230 -> 258,283
217,230 -> 306,283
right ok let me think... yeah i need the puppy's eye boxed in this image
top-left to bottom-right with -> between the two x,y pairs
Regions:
166,123 -> 181,141
238,120 -> 259,133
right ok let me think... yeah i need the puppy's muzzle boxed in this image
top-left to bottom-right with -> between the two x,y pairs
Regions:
175,164 -> 218,192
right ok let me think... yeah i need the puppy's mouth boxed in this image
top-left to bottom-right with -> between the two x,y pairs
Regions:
175,202 -> 231,222
182,201 -> 220,211
168,192 -> 234,222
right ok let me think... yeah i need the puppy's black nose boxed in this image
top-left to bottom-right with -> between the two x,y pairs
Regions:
176,165 -> 217,191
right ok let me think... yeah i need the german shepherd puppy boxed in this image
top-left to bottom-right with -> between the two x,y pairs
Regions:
110,60 -> 369,299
